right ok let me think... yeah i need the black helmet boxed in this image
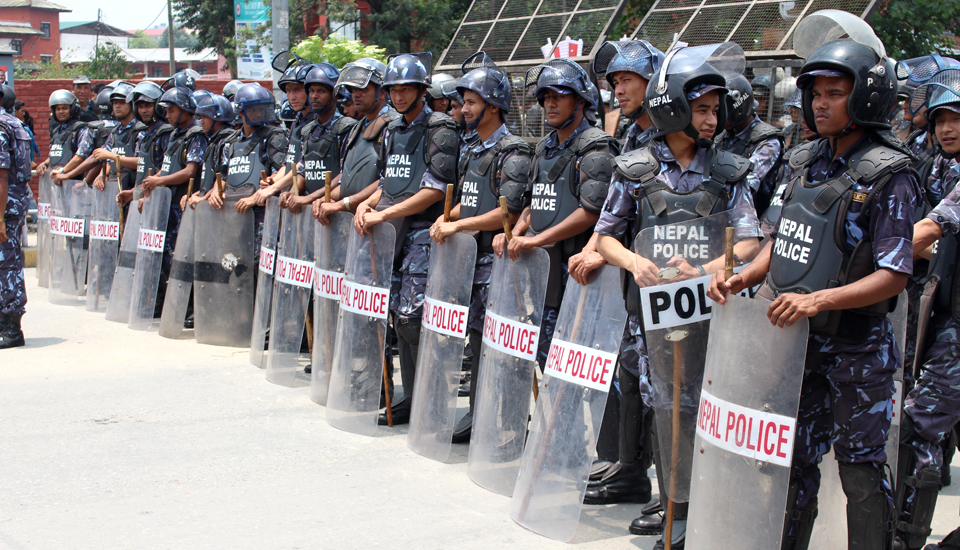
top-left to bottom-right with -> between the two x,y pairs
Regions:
724,74 -> 756,127
128,81 -> 164,123
645,42 -> 744,144
222,80 -> 244,101
0,84 -> 14,113
234,83 -> 276,126
278,62 -> 311,93
336,58 -> 387,92
162,69 -> 200,92
304,62 -> 340,113
213,95 -> 236,124
158,85 -> 197,114
525,58 -> 595,110
384,53 -> 432,88
456,51 -> 511,113
109,81 -> 135,103
48,89 -> 81,120
95,86 -> 114,119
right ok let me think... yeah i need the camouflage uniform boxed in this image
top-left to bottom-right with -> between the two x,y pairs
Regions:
774,134 -> 919,538
719,114 -> 783,198
0,109 -> 32,317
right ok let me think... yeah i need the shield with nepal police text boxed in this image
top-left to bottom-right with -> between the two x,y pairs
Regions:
468,247 -> 550,496
407,232 -> 478,462
510,265 -> 628,541
105,204 -> 142,323
310,212 -> 353,406
192,200 -> 256,347
250,197 -> 281,367
265,208 -> 316,387
37,172 -> 52,288
85,179 -> 121,312
633,211 -> 760,503
685,294 -> 808,549
325,222 -> 395,437
158,206 -> 196,339
128,187 -> 171,330
808,291 -> 908,546
49,181 -> 92,305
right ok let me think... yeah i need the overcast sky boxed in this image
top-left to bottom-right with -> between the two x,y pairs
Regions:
56,0 -> 173,32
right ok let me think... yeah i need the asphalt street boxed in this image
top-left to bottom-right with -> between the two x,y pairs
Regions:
2,269 -> 959,549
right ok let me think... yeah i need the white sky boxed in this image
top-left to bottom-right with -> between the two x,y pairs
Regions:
55,0 -> 173,32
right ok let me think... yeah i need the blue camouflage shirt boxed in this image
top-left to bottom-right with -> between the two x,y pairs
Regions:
720,115 -> 783,194
927,162 -> 960,233
135,121 -> 171,168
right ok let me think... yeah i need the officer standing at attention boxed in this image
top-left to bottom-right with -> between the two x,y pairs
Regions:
428,52 -> 533,442
595,43 -> 761,548
0,85 -> 34,348
89,82 -> 141,194
353,53 -> 460,426
185,91 -> 236,208
708,30 -> 918,550
36,91 -> 94,179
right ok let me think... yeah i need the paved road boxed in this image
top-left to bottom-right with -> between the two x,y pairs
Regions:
2,271 -> 959,549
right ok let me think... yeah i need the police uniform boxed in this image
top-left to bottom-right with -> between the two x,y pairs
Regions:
285,110 -> 316,173
770,133 -> 918,545
197,126 -> 237,195
718,114 -> 783,214
0,106 -> 34,346
48,119 -> 94,169
103,118 -> 145,192
295,111 -> 356,193
528,117 -> 619,367
338,105 -> 393,201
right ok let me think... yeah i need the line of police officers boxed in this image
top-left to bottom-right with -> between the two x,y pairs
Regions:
14,13 -> 960,548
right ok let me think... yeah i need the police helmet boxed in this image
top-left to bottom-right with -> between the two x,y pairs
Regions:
427,73 -> 455,100
336,57 -> 388,93
48,89 -> 80,120
109,81 -> 135,103
162,69 -> 200,92
95,86 -> 115,119
645,42 -> 744,143
593,39 -> 665,87
222,80 -> 244,101
383,53 -> 433,88
158,85 -> 198,115
213,95 -> 236,124
724,74 -> 756,127
337,87 -> 353,106
279,99 -> 297,123
128,81 -> 165,123
304,62 -> 340,92
193,89 -> 219,120
525,58 -> 596,110
234,83 -> 276,126
278,62 -> 311,93
441,79 -> 463,104
918,68 -> 960,125
456,51 -> 511,113
0,84 -> 14,113
898,54 -> 960,114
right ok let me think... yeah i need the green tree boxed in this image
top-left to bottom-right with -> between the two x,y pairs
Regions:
172,0 -> 240,77
86,42 -> 134,79
870,0 -> 960,59
292,34 -> 387,67
611,0 -> 656,40
158,25 -> 200,49
129,30 -> 158,49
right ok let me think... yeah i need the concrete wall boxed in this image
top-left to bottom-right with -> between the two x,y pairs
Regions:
18,78 -> 272,197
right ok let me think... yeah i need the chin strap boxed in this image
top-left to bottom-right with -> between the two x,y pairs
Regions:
358,85 -> 383,116
545,98 -> 584,130
395,88 -> 426,115
465,103 -> 487,132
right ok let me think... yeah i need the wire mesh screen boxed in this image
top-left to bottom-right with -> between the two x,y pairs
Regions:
628,0 -> 877,55
438,0 -> 625,70
744,59 -> 804,127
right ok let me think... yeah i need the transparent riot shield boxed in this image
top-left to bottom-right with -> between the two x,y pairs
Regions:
633,211 -> 760,504
310,211 -> 353,406
36,172 -> 52,288
128,187 -> 171,330
158,206 -> 196,339
510,264 -> 628,541
467,247 -> 550,496
407,233 -> 478,462
265,208 -> 316,387
85,179 -> 121,312
685,295 -> 808,548
325,222 -> 395,436
250,197 -> 281,367
809,291 -> 908,546
105,205 -> 142,323
49,181 -> 92,305
193,200 -> 256,347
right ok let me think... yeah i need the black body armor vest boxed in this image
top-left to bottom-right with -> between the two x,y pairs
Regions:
301,116 -> 355,194
48,119 -> 84,167
340,113 -> 392,198
135,123 -> 174,187
459,135 -> 530,253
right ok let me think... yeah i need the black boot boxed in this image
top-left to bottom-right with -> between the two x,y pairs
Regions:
583,461 -> 652,504
452,411 -> 472,443
0,312 -> 24,349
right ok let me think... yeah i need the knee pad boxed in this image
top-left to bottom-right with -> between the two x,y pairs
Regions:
839,462 -> 895,550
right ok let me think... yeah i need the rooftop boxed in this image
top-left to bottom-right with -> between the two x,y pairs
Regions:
60,20 -> 135,37
0,19 -> 41,35
0,0 -> 70,12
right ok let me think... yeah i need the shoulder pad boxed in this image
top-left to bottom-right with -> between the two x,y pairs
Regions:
710,149 -> 751,184
748,122 -> 782,145
535,134 -> 552,157
426,120 -> 460,184
333,116 -> 358,136
426,112 -> 459,131
157,123 -> 175,136
573,127 -> 618,155
500,152 -> 532,184
87,120 -> 106,129
363,113 -> 392,140
787,139 -> 821,171
849,144 -> 913,183
497,134 -> 532,156
300,120 -> 318,137
614,147 -> 659,183
184,125 -> 205,140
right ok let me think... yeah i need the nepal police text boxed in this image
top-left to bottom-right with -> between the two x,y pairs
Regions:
773,216 -> 814,264
303,159 -> 328,181
461,179 -> 480,207
229,156 -> 251,176
531,183 -> 557,211
385,155 -> 412,178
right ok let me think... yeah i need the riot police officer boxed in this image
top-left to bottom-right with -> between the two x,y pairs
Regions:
708,31 -> 917,550
428,51 -> 533,442
276,59 -> 313,175
426,73 -> 455,114
353,53 -> 460,426
186,91 -> 236,208
719,74 -> 784,216
897,68 -> 960,550
86,83 -> 141,194
596,43 -> 761,548
71,76 -> 99,123
0,85 -> 34,348
37,90 -> 94,181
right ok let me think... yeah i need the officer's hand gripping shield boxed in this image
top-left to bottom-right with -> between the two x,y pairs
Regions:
128,186 -> 171,330
407,232 -> 478,462
192,199 -> 257,347
685,294 -> 808,548
49,180 -> 92,305
467,247 -> 550,495
159,205 -> 196,339
85,177 -> 121,312
265,208 -> 316,387
632,211 -> 760,503
310,211 -> 354,406
250,196 -> 281,366
325,222 -> 396,436
510,264 -> 629,541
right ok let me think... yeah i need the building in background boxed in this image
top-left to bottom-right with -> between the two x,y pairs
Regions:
0,0 -> 70,67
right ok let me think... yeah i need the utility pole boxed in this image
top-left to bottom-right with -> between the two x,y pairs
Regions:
167,0 -> 176,77
271,0 -> 289,95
